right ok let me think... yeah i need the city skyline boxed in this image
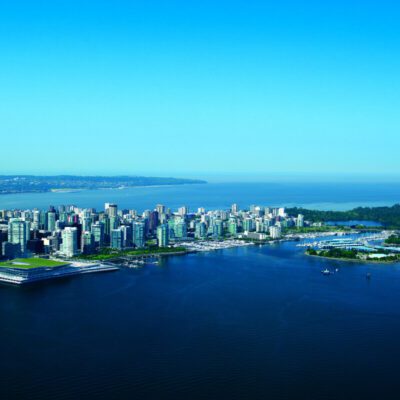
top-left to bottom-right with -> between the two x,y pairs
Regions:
1,1 -> 399,177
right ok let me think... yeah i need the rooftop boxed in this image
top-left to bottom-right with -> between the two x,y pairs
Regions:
0,258 -> 68,270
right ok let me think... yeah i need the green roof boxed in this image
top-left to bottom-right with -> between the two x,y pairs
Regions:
0,258 -> 68,269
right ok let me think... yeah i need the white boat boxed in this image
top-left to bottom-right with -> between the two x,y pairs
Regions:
321,269 -> 332,275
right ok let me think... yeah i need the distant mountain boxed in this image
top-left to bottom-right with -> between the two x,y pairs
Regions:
0,175 -> 206,194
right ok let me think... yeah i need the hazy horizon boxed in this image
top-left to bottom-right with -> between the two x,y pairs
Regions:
2,171 -> 400,184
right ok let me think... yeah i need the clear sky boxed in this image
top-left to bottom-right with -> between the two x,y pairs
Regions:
0,1 -> 399,179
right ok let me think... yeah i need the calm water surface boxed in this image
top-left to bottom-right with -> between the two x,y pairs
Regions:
1,241 -> 400,399
0,182 -> 399,211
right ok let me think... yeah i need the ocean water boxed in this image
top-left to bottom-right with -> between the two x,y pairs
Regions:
1,242 -> 400,400
0,181 -> 399,211
1,182 -> 400,399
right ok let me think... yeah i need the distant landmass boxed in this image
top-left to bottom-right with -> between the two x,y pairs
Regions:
0,175 -> 207,194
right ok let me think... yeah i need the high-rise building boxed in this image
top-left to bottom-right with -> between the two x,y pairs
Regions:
132,221 -> 145,248
156,204 -> 166,215
47,211 -> 56,232
111,228 -> 123,250
228,219 -> 238,235
8,218 -> 30,255
61,227 -> 78,257
120,225 -> 132,247
255,219 -> 264,233
174,219 -> 187,239
296,214 -> 304,228
157,224 -> 169,247
32,210 -> 40,230
178,206 -> 189,216
81,231 -> 94,254
243,218 -> 254,232
195,221 -> 207,239
269,225 -> 282,239
213,219 -> 223,237
39,211 -> 47,230
107,204 -> 118,218
231,204 -> 238,214
82,216 -> 92,233
278,208 -> 286,217
148,211 -> 159,233
91,222 -> 105,247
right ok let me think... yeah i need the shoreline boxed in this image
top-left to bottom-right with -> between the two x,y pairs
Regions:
305,252 -> 400,264
0,182 -> 207,196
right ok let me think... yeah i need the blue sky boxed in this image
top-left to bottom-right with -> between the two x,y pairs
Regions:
0,1 -> 399,179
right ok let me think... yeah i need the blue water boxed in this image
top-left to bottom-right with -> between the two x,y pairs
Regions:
327,220 -> 383,227
1,182 -> 400,399
1,242 -> 400,399
0,182 -> 399,211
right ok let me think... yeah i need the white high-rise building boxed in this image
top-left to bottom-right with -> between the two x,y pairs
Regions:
231,204 -> 238,214
296,214 -> 304,228
269,225 -> 282,239
61,227 -> 78,257
178,206 -> 189,216
278,208 -> 286,217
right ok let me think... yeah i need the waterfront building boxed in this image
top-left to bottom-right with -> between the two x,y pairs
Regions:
0,258 -> 118,285
120,225 -> 132,248
168,219 -> 176,239
174,219 -> 187,239
243,218 -> 254,232
81,231 -> 94,254
8,218 -> 30,255
269,225 -> 282,239
111,228 -> 123,250
2,242 -> 21,259
228,219 -> 238,235
195,221 -> 207,239
43,234 -> 61,254
61,227 -> 78,257
213,219 -> 224,238
91,222 -> 104,247
157,224 -> 169,247
255,219 -> 264,233
132,221 -> 145,248
148,211 -> 159,233
296,214 -> 304,228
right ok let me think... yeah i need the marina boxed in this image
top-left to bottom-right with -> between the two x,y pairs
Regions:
297,232 -> 393,252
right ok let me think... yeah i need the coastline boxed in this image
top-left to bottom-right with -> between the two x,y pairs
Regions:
1,182 -> 207,196
305,252 -> 400,264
